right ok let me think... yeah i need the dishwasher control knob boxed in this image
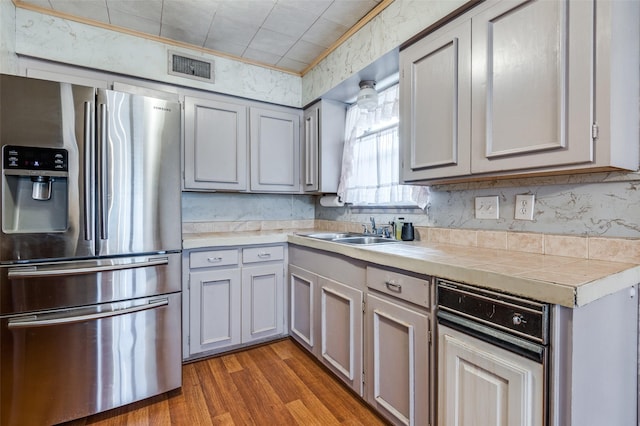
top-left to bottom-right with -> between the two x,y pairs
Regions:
512,313 -> 526,326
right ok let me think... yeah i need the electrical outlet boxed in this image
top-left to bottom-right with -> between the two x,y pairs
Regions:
515,194 -> 535,220
475,196 -> 499,219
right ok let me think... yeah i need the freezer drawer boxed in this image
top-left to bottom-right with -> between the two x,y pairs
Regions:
0,252 -> 181,315
0,292 -> 181,426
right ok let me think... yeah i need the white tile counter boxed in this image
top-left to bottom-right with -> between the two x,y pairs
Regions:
183,230 -> 640,308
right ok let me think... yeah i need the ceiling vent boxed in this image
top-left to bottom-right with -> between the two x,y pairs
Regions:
168,51 -> 214,83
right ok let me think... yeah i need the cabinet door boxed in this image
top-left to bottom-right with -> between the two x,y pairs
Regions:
365,293 -> 429,426
250,107 -> 301,192
289,265 -> 317,354
184,96 -> 248,190
438,325 -> 544,426
189,268 -> 241,355
302,104 -> 319,192
400,19 -> 471,181
319,277 -> 363,395
471,0 -> 593,173
241,263 -> 284,343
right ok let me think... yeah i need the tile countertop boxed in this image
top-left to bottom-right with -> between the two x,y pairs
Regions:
182,230 -> 640,308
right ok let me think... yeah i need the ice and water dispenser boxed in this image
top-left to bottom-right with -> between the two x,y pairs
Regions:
2,145 -> 68,233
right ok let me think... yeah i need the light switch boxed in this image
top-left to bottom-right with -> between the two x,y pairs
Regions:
475,196 -> 499,219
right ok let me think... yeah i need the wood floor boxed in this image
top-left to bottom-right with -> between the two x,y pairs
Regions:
61,339 -> 388,425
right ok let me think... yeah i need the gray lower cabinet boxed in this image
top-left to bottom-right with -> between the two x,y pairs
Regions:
289,245 -> 365,395
183,244 -> 285,360
365,266 -> 431,426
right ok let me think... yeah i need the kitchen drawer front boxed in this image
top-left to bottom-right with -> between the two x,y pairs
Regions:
190,249 -> 239,269
242,245 -> 284,264
366,266 -> 431,308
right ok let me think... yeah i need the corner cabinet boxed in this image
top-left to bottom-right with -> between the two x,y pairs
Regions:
184,93 -> 303,193
302,99 -> 346,193
289,245 -> 365,395
183,244 -> 285,360
400,0 -> 639,183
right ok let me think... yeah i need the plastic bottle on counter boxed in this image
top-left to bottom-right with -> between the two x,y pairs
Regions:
395,217 -> 404,240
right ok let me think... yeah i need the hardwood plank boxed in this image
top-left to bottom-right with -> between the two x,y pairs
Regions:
58,339 -> 387,426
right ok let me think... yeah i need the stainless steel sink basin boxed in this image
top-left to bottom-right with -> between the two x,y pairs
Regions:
297,232 -> 398,245
301,232 -> 363,240
331,236 -> 397,245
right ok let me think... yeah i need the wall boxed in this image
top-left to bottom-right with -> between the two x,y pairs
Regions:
317,172 -> 640,239
302,0 -> 468,104
0,0 -> 17,74
11,5 -> 301,106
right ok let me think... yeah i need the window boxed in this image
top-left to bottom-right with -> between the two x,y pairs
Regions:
337,84 -> 428,207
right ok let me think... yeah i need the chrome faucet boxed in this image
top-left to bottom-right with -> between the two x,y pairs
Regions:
370,217 -> 377,234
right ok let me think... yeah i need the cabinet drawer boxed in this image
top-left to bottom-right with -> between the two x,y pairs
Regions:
190,249 -> 239,269
242,245 -> 284,263
366,266 -> 430,308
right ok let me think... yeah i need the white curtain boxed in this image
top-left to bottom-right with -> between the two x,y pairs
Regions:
337,84 -> 428,207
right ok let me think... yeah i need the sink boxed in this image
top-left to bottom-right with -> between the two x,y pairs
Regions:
299,232 -> 364,240
331,236 -> 398,245
297,232 -> 398,245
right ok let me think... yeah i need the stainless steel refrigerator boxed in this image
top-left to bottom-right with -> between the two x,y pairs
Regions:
0,74 -> 182,425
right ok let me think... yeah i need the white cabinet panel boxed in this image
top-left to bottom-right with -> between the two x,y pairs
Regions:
184,96 -> 247,190
250,107 -> 301,192
320,277 -> 363,395
366,293 -> 429,426
400,19 -> 471,181
471,0 -> 593,173
289,264 -> 317,354
438,325 -> 544,426
241,263 -> 284,342
189,268 -> 241,354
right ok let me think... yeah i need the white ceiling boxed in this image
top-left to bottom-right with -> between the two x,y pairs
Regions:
16,0 -> 384,74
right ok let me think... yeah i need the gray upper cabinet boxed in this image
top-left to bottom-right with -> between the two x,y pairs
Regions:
184,94 -> 303,193
400,19 -> 471,181
302,100 -> 346,193
400,0 -> 639,183
250,107 -> 301,193
470,0 -> 592,174
184,96 -> 248,191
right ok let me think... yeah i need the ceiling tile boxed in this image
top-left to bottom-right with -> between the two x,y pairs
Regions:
243,47 -> 281,66
205,14 -> 258,48
107,0 -> 163,23
50,0 -> 110,23
286,39 -> 325,64
161,24 -> 207,47
248,28 -> 296,57
301,17 -> 348,48
276,56 -> 308,73
204,40 -> 246,57
276,0 -> 332,17
161,0 -> 217,37
261,4 -> 318,39
109,8 -> 161,35
321,0 -> 378,27
215,0 -> 276,27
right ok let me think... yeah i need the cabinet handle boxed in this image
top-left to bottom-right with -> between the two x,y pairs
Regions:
258,252 -> 271,258
207,257 -> 223,263
385,281 -> 402,292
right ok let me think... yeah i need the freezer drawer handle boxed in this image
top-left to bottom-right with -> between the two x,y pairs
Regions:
7,298 -> 169,329
7,257 -> 169,279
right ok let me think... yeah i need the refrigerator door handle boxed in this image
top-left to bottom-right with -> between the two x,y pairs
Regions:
7,256 -> 169,279
7,298 -> 169,329
98,102 -> 109,240
83,101 -> 94,242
